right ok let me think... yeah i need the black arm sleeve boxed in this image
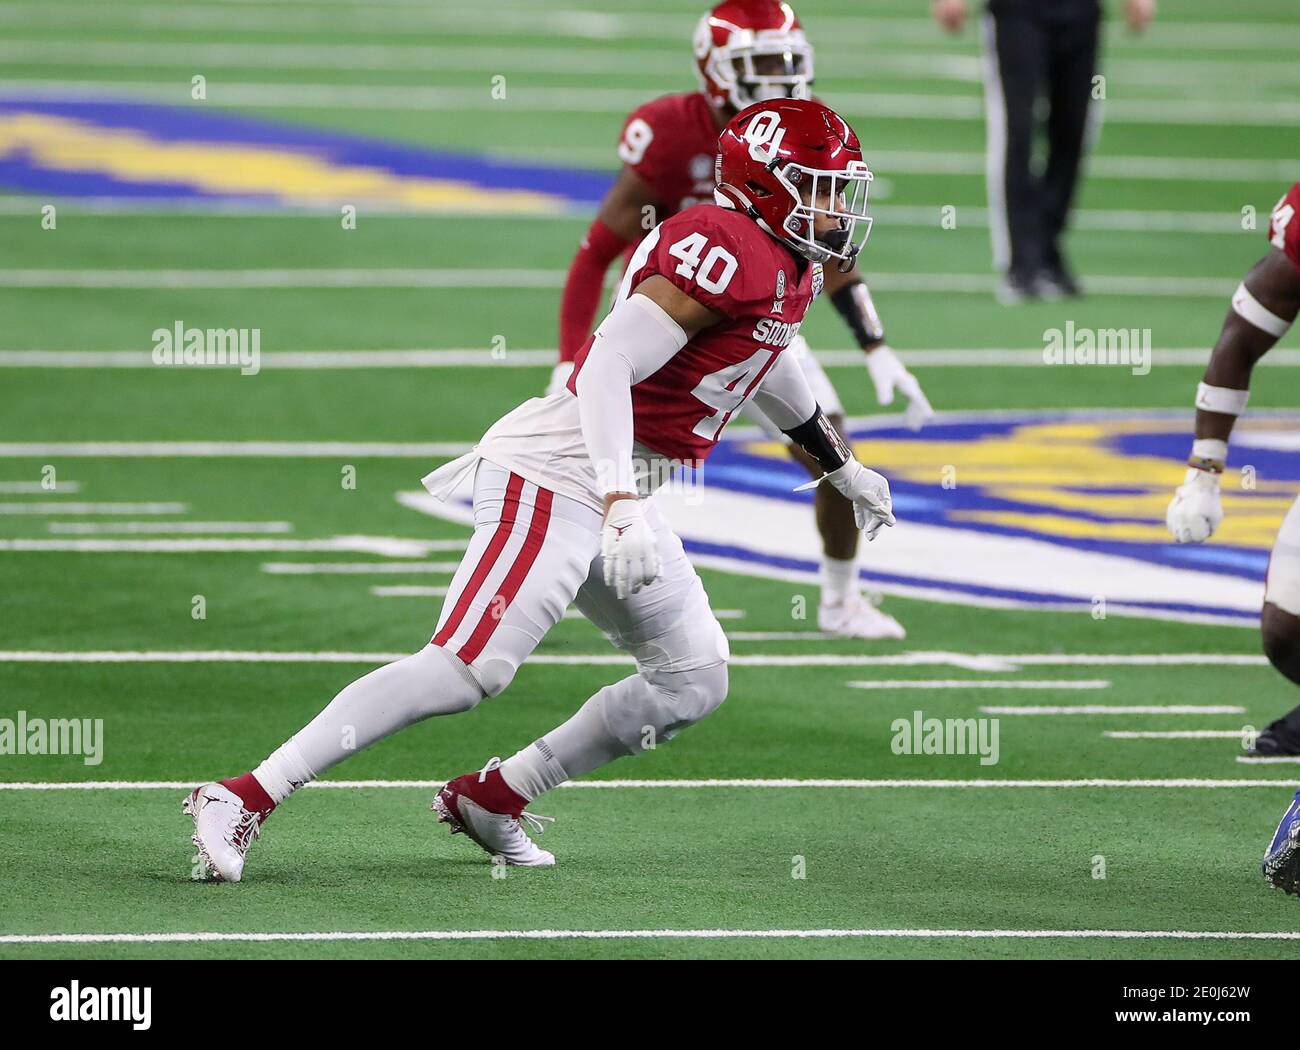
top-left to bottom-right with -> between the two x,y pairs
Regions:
830,281 -> 885,350
782,407 -> 852,473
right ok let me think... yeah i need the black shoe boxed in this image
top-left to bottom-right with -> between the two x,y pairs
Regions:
1248,721 -> 1300,757
995,270 -> 1042,305
1038,263 -> 1082,299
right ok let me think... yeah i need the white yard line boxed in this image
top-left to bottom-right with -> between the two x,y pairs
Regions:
6,348 -> 1292,370
262,560 -> 460,574
0,502 -> 185,515
0,481 -> 80,493
0,442 -> 471,457
1237,756 -> 1300,765
48,521 -> 293,534
0,650 -> 1270,669
0,927 -> 1296,946
981,705 -> 1246,715
1104,730 -> 1252,739
370,585 -> 449,597
0,778 -> 1291,791
2,80 -> 1297,124
0,269 -> 1239,298
0,538 -> 453,556
849,679 -> 1110,690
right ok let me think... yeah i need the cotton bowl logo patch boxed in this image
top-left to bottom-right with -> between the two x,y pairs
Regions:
651,410 -> 1300,627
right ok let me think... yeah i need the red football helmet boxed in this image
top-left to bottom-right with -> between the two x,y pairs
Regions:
715,99 -> 874,269
693,0 -> 814,112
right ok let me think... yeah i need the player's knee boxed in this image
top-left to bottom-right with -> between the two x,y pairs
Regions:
642,661 -> 729,746
423,644 -> 489,711
1262,604 -> 1300,686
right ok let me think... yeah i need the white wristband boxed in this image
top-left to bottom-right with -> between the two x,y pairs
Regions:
1231,282 -> 1292,338
1191,438 -> 1228,462
1195,382 -> 1249,416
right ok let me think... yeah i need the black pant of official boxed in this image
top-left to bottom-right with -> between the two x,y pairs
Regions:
980,0 -> 1101,282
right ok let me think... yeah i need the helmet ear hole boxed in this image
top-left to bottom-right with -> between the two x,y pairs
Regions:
744,180 -> 772,198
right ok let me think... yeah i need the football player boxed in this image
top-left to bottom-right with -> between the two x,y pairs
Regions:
550,0 -> 932,640
186,99 -> 897,880
1162,184 -> 1300,895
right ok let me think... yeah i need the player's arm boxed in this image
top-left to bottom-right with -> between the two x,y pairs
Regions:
574,275 -> 721,597
1166,247 -> 1300,543
552,167 -> 664,394
822,260 -> 934,430
751,349 -> 897,540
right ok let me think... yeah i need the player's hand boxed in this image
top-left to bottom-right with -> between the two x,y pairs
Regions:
824,460 -> 896,541
1124,0 -> 1156,33
601,496 -> 660,598
546,361 -> 575,397
931,0 -> 967,34
866,345 -> 934,430
1166,467 -> 1223,543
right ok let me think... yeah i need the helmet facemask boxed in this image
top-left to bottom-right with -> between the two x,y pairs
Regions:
710,30 -> 814,109
775,160 -> 873,269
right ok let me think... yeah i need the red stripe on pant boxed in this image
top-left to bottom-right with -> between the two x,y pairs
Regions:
455,486 -> 554,664
431,472 -> 524,647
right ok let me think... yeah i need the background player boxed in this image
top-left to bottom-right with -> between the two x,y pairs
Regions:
185,100 -> 897,881
550,0 -> 932,640
1163,184 -> 1300,893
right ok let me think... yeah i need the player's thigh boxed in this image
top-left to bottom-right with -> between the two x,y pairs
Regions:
575,499 -> 729,673
433,461 -> 599,696
1265,492 -> 1300,617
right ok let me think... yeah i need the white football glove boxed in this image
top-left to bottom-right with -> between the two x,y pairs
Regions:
601,497 -> 660,599
824,460 -> 897,541
866,345 -> 934,431
1166,467 -> 1223,544
546,361 -> 574,397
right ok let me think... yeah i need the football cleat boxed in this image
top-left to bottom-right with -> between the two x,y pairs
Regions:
432,758 -> 555,867
1262,790 -> 1300,897
818,598 -> 906,640
184,782 -> 265,883
1247,721 -> 1300,757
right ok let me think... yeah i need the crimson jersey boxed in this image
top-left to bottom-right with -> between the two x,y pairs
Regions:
618,92 -> 723,217
569,205 -> 822,463
1269,184 -> 1300,272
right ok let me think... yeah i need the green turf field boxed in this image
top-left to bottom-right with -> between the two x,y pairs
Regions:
2,0 -> 1300,960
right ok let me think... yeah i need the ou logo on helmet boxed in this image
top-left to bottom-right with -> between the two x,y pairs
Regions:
744,111 -> 787,163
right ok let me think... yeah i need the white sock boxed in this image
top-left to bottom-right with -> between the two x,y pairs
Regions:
499,739 -> 571,802
253,645 -> 483,804
252,740 -> 315,805
820,555 -> 860,607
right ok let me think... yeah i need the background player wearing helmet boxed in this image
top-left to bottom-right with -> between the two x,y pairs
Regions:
1158,183 -> 1300,895
552,0 -> 930,641
185,100 -> 896,880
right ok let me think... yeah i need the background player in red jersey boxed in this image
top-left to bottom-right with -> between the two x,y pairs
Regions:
550,0 -> 931,640
184,99 -> 897,881
1166,184 -> 1300,758
1162,184 -> 1300,894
